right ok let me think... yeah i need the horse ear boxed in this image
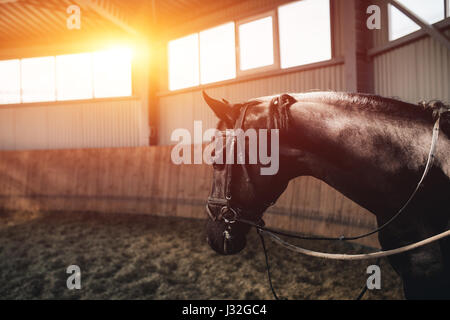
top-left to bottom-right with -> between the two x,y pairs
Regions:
280,93 -> 297,107
202,91 -> 235,126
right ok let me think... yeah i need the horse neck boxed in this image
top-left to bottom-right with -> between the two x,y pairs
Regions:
284,93 -> 437,214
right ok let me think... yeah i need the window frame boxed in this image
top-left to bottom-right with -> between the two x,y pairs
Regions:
236,10 -> 280,77
0,59 -> 21,104
0,49 -> 135,106
167,33 -> 200,91
277,0 -> 333,69
199,22 -> 237,85
165,0 -> 335,93
387,0 -> 447,42
20,55 -> 57,104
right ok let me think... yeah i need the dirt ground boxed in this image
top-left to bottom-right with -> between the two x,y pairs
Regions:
0,210 -> 404,300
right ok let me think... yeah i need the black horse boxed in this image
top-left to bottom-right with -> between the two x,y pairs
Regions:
203,91 -> 450,299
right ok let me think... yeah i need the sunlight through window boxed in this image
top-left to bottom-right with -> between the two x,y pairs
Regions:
168,33 -> 200,91
0,59 -> 20,104
56,52 -> 93,101
278,0 -> 331,69
200,22 -> 236,84
388,0 -> 445,41
21,56 -> 56,103
239,16 -> 274,71
93,47 -> 132,98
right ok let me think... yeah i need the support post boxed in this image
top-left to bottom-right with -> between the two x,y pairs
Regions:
342,0 -> 374,93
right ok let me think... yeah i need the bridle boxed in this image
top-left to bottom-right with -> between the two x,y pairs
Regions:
206,95 -> 450,300
206,94 -> 294,235
206,100 -> 273,250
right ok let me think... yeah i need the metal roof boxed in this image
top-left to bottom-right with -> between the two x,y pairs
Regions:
0,0 -> 241,48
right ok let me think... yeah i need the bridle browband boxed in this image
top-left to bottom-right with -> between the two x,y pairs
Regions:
206,94 -> 450,300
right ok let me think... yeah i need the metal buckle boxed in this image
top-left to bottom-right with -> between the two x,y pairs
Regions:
220,206 -> 237,224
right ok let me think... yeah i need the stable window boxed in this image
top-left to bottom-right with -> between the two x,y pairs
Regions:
237,13 -> 278,74
21,56 -> 56,103
56,52 -> 93,101
199,22 -> 236,84
0,59 -> 21,104
0,48 -> 132,104
278,0 -> 332,69
168,33 -> 200,91
93,48 -> 133,98
388,0 -> 446,41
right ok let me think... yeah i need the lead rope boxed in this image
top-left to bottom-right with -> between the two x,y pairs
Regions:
257,227 -> 281,300
258,226 -> 384,300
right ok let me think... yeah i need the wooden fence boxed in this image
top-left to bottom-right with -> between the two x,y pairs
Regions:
0,146 -> 380,247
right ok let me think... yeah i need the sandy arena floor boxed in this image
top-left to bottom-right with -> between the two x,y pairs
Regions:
0,210 -> 404,299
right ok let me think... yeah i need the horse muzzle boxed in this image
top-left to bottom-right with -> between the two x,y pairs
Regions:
206,218 -> 248,255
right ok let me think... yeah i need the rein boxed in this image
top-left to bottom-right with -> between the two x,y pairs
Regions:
206,95 -> 450,300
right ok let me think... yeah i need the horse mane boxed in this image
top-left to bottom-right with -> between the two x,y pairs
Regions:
317,92 -> 450,138
245,91 -> 450,137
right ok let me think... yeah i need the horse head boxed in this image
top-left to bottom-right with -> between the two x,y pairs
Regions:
203,91 -> 301,255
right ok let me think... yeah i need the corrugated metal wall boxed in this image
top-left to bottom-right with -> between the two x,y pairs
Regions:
158,63 -> 345,145
0,98 -> 149,150
373,29 -> 450,104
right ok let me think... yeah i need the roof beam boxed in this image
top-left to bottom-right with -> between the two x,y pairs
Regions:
387,0 -> 450,50
75,0 -> 138,36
